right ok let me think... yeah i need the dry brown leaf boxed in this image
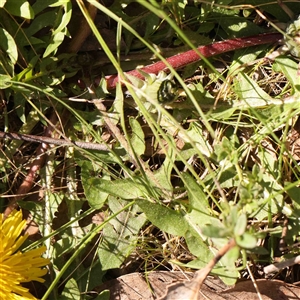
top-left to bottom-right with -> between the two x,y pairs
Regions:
94,271 -> 226,300
94,271 -> 300,300
219,279 -> 300,300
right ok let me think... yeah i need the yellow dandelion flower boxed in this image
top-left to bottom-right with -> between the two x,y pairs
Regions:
0,210 -> 50,300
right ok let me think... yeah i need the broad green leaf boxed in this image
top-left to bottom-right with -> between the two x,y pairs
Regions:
14,92 -> 26,123
96,291 -> 110,300
257,2 -> 293,22
215,270 -> 240,286
257,141 -> 278,172
74,260 -> 106,293
85,177 -> 151,200
235,232 -> 257,249
184,229 -> 213,262
32,0 -> 58,14
223,245 -> 240,270
49,0 -> 72,7
211,246 -> 240,286
25,11 -> 58,37
183,173 -> 211,224
219,16 -> 262,37
4,0 -> 34,19
234,73 -> 273,107
229,46 -> 265,77
204,164 -> 239,189
43,31 -> 66,57
137,199 -> 189,236
80,161 -> 109,209
286,185 -> 300,206
0,74 -> 11,89
273,56 -> 300,92
250,172 -> 284,221
13,56 -> 39,82
201,223 -> 231,239
60,278 -> 80,300
234,213 -> 247,236
51,1 -> 72,35
185,238 -> 240,285
98,197 -> 146,270
187,82 -> 215,106
43,1 -> 72,57
186,122 -> 213,157
208,107 -> 237,121
129,117 -> 145,156
0,27 -> 18,67
153,142 -> 175,191
143,10 -> 160,37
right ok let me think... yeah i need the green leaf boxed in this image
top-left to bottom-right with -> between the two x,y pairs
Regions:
185,230 -> 213,262
43,31 -> 66,57
4,0 -> 34,19
234,213 -> 247,236
153,143 -> 175,191
229,46 -> 265,77
49,0 -> 71,8
234,73 -> 273,107
43,1 -> 72,57
235,232 -> 257,249
273,56 -> 300,92
185,240 -> 240,285
51,1 -> 72,35
0,27 -> 18,67
96,291 -> 110,300
286,185 -> 300,205
14,92 -> 26,123
137,199 -> 189,236
80,161 -> 109,209
129,117 -> 145,156
25,10 -> 58,37
87,177 -> 151,200
0,74 -> 11,89
219,16 -> 262,38
201,223 -> 231,239
60,278 -> 81,300
98,197 -> 146,270
212,247 -> 240,285
183,173 -> 212,224
186,122 -> 213,157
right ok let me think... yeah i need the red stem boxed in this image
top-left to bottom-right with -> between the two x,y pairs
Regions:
100,32 -> 282,90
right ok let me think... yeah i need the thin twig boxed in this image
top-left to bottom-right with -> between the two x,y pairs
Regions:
0,131 -> 110,151
247,263 -> 263,300
264,255 -> 300,274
